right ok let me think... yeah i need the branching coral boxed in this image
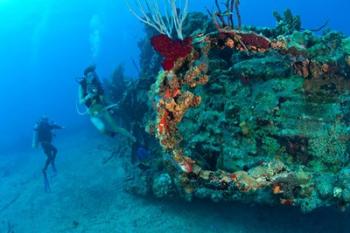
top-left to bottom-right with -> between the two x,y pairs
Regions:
126,0 -> 189,40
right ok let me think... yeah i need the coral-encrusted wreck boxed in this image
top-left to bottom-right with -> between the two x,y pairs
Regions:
122,1 -> 350,212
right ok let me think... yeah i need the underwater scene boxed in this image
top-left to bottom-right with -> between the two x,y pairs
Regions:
1,0 -> 350,232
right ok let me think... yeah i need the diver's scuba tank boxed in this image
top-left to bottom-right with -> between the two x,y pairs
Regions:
32,125 -> 39,149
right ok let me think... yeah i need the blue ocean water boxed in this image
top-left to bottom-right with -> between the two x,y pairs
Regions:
0,0 -> 350,232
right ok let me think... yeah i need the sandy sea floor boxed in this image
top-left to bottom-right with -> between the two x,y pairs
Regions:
1,128 -> 350,233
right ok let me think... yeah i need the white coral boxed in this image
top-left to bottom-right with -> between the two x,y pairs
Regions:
125,0 -> 188,39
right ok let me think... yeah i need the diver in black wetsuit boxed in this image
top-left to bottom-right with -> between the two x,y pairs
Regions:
219,36 -> 235,65
33,116 -> 63,191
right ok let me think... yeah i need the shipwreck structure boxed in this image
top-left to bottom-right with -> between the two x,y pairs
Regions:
116,0 -> 350,212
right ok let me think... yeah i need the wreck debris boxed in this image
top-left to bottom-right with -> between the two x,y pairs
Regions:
151,44 -> 208,172
212,0 -> 242,30
123,7 -> 350,212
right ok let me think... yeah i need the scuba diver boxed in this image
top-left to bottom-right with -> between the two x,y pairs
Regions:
32,116 -> 63,192
219,36 -> 235,65
77,65 -> 135,142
